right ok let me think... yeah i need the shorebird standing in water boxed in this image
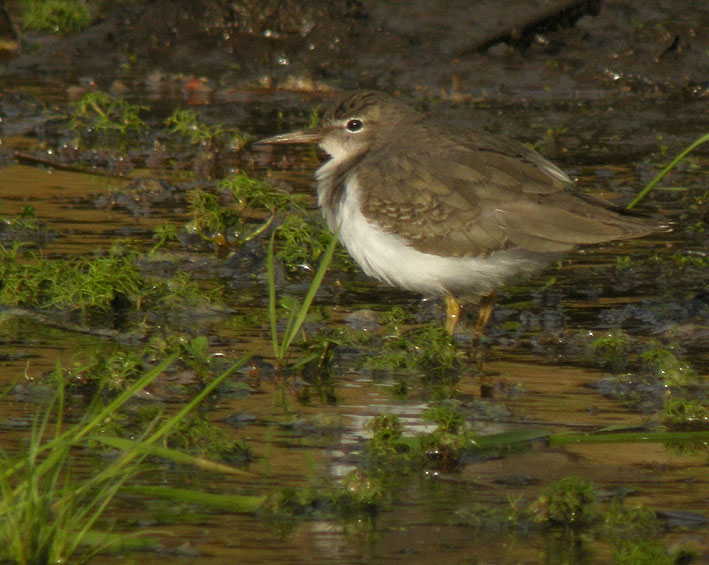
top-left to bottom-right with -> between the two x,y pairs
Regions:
259,91 -> 661,337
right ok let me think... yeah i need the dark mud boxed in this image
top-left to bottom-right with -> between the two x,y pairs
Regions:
3,1 -> 708,97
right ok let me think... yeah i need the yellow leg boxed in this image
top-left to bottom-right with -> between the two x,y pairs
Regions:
473,291 -> 497,340
444,293 -> 460,335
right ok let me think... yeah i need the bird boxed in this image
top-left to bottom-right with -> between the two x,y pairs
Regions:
258,90 -> 662,338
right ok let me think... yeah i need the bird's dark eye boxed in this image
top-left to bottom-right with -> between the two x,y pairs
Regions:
346,119 -> 363,132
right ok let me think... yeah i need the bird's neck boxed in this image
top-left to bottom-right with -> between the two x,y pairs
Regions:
315,148 -> 367,230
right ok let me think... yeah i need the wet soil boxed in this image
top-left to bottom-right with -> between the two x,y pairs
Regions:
0,1 -> 708,563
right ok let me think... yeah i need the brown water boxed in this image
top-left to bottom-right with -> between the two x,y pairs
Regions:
0,93 -> 707,564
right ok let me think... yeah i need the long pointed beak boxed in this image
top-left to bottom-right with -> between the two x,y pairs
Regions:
256,127 -> 323,145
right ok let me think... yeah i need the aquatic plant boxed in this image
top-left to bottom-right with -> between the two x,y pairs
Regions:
662,398 -> 709,431
21,0 -> 91,34
275,214 -> 352,273
165,108 -> 251,149
628,132 -> 709,209
368,414 -> 411,460
267,230 -> 339,370
590,330 -> 631,369
528,476 -> 598,526
70,91 -> 149,135
218,172 -> 303,214
0,241 -> 143,312
185,188 -> 226,237
0,239 -> 215,316
307,105 -> 322,129
0,205 -> 53,248
184,174 -> 307,254
262,468 -> 385,523
366,322 -> 465,376
0,350 -> 252,563
640,346 -> 698,387
149,221 -> 180,256
420,403 -> 472,469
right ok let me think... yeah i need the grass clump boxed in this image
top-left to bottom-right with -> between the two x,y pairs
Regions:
0,355 -> 174,564
368,323 -> 464,375
275,214 -> 351,274
528,476 -> 598,527
591,330 -> 631,370
0,397 -> 129,564
218,172 -> 303,215
21,0 -> 91,34
368,414 -> 411,461
662,398 -> 709,431
70,91 -> 149,135
165,108 -> 251,150
0,349 -> 252,564
0,242 -> 142,312
640,346 -> 698,387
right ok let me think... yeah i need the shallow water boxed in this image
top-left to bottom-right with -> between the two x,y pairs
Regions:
0,89 -> 707,564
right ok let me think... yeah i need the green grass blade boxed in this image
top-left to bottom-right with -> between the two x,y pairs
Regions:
77,530 -> 163,553
65,479 -> 126,558
548,429 -> 709,446
142,354 -> 253,446
69,351 -> 179,446
266,232 -> 280,359
465,428 -> 709,451
93,436 -> 252,476
281,232 -> 338,353
278,299 -> 301,360
62,354 -> 252,506
123,485 -> 265,513
472,429 -> 551,449
627,132 -> 709,209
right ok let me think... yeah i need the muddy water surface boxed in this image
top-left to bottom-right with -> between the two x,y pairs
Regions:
0,89 -> 707,564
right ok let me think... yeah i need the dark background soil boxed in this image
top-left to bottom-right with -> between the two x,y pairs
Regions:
3,0 -> 707,100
